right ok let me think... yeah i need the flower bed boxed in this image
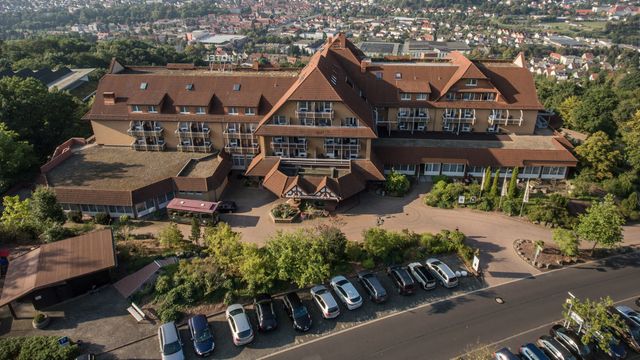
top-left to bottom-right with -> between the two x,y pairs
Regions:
270,203 -> 300,223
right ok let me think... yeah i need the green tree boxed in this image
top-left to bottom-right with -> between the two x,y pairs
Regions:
0,123 -> 37,193
558,95 -> 582,129
266,229 -> 331,287
1,196 -> 32,228
384,170 -> 410,196
490,169 -> 500,196
571,84 -> 619,135
158,223 -> 184,248
482,167 -> 492,192
621,110 -> 640,173
552,228 -> 579,257
507,167 -> 519,198
313,224 -> 347,267
576,194 -> 624,254
563,296 -> 625,352
30,187 -> 65,224
239,244 -> 276,296
203,222 -> 243,275
362,227 -> 406,264
189,217 -> 201,243
575,131 -> 621,180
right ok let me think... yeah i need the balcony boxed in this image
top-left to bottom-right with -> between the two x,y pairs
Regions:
296,110 -> 335,120
442,112 -> 476,125
177,143 -> 213,153
131,141 -> 166,151
488,110 -> 524,126
175,127 -> 210,138
128,127 -> 163,137
224,144 -> 260,155
280,157 -> 351,168
324,142 -> 360,153
271,141 -> 307,150
223,129 -> 255,139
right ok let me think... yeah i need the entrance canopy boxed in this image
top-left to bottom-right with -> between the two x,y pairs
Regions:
166,198 -> 219,214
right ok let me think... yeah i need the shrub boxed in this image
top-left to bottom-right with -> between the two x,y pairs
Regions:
620,192 -> 640,221
431,174 -> 450,184
507,167 -> 519,198
158,223 -> 184,248
474,196 -> 495,211
384,170 -> 411,196
424,181 -> 466,209
500,197 -> 519,216
271,203 -> 298,219
158,305 -> 181,323
601,172 -> 637,198
94,212 -> 111,225
345,241 -> 365,262
41,222 -> 76,243
155,274 -> 173,294
526,194 -> 572,227
31,187 -> 66,225
66,210 -> 82,223
552,228 -> 579,257
0,336 -> 78,360
361,257 -> 375,269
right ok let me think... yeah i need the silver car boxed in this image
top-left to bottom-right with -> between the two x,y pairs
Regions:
330,275 -> 363,310
426,258 -> 459,288
616,305 -> 640,326
311,285 -> 340,319
226,304 -> 254,346
158,322 -> 185,360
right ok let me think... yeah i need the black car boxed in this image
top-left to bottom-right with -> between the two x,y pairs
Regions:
549,325 -> 594,360
188,314 -> 215,357
357,271 -> 388,303
217,201 -> 237,213
494,347 -> 520,360
387,266 -> 417,295
254,294 -> 277,332
593,328 -> 628,360
616,318 -> 640,353
282,292 -> 312,332
537,335 -> 577,360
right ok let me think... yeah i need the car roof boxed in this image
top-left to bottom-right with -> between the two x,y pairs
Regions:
160,322 -> 179,343
232,311 -> 251,332
189,314 -> 208,329
285,292 -> 302,303
311,285 -> 327,293
227,303 -> 244,313
331,275 -> 347,282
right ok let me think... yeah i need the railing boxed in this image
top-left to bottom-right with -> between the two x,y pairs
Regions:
224,144 -> 260,154
132,142 -> 166,151
271,141 -> 308,150
488,110 -> 524,126
128,128 -> 163,137
324,143 -> 360,153
175,128 -> 210,137
442,114 -> 476,125
296,110 -> 334,120
223,130 -> 254,139
397,114 -> 429,122
280,157 -> 350,167
177,143 -> 213,153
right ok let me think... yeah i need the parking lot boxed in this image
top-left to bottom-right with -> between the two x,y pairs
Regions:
104,255 -> 484,359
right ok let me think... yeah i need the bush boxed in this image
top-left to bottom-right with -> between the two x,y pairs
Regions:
158,223 -> 184,248
553,228 -> 579,257
431,175 -> 450,184
474,196 -> 495,211
601,172 -> 637,198
158,305 -> 181,323
384,170 -> 410,196
500,197 -> 519,216
155,274 -> 173,294
0,336 -> 78,360
526,194 -> 572,227
94,212 -> 111,225
271,203 -> 298,219
424,181 -> 466,209
66,210 -> 82,223
345,241 -> 365,262
361,257 -> 375,269
41,222 -> 76,243
620,192 -> 640,221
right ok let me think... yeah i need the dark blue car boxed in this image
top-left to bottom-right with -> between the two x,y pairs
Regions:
520,343 -> 551,360
188,314 -> 215,357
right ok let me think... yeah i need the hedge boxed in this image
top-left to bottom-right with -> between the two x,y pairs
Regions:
0,336 -> 78,360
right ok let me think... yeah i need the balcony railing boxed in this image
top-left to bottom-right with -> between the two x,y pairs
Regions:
324,143 -> 360,153
223,130 -> 255,139
442,113 -> 476,125
175,128 -> 210,137
397,114 -> 429,122
177,143 -> 213,153
296,110 -> 335,120
280,157 -> 350,167
224,144 -> 260,155
271,141 -> 307,150
128,128 -> 163,137
131,142 -> 166,151
488,110 -> 524,126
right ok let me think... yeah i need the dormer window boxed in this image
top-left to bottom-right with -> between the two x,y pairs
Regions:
245,108 -> 255,115
229,107 -> 238,115
186,83 -> 194,91
140,82 -> 148,90
416,93 -> 428,101
375,72 -> 383,80
395,72 -> 402,79
196,106 -> 206,114
466,79 -> 478,87
446,92 -> 456,100
400,93 -> 411,101
148,105 -> 157,113
180,106 -> 190,114
233,84 -> 241,91
132,105 -> 142,113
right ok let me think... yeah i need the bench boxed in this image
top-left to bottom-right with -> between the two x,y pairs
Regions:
127,302 -> 146,322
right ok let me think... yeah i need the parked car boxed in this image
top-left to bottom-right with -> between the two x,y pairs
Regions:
387,265 -> 417,295
310,285 -> 340,319
158,322 -> 185,360
282,292 -> 312,332
494,347 -> 520,360
187,314 -> 215,357
253,294 -> 277,332
217,201 -> 237,213
225,304 -> 254,346
357,271 -> 388,303
520,343 -> 551,360
537,335 -> 577,360
330,275 -> 363,310
408,262 -> 436,290
610,318 -> 640,353
549,325 -> 593,360
590,330 -> 627,360
614,305 -> 640,327
425,258 -> 459,288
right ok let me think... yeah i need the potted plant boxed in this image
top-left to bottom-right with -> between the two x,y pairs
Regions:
32,312 -> 50,329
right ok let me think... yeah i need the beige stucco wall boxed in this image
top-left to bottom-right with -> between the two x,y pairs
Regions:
270,101 -> 363,127
91,120 -> 134,146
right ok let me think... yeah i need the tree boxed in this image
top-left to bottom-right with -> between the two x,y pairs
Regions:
30,187 -> 65,224
571,84 -> 619,135
490,169 -> 500,197
558,95 -> 581,129
189,217 -> 201,243
1,195 -> 32,228
576,194 -> 624,254
313,224 -> 347,267
563,296 -> 625,352
158,223 -> 184,248
384,170 -> 410,196
362,227 -> 407,264
552,228 -> 579,257
621,110 -> 640,173
507,167 -> 519,198
0,123 -> 36,193
203,222 -> 243,276
482,167 -> 492,192
239,244 -> 276,296
575,131 -> 621,180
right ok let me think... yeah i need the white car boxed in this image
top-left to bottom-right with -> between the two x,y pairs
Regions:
310,285 -> 340,319
330,275 -> 363,310
225,304 -> 254,346
158,322 -> 185,360
425,258 -> 459,288
408,262 -> 437,290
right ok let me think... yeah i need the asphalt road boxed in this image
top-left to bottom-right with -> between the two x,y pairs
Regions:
264,251 -> 640,360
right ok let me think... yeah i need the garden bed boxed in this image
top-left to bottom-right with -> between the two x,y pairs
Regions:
270,203 -> 300,223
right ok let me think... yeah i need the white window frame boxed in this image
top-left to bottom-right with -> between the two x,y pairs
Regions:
521,166 -> 542,178
180,106 -> 189,114
132,105 -> 142,113
416,93 -> 428,101
487,124 -> 499,133
424,163 -> 441,175
148,105 -> 157,113
196,106 -> 206,114
229,107 -> 238,115
245,107 -> 255,115
541,166 -> 566,179
466,79 -> 478,87
441,163 -> 465,176
400,93 -> 411,101
273,115 -> 287,125
467,166 -> 484,176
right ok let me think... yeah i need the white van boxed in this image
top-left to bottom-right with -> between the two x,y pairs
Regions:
425,258 -> 459,288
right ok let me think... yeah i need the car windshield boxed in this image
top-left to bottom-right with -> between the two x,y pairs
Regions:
352,296 -> 361,303
163,340 -> 181,355
328,306 -> 339,313
195,328 -> 212,343
316,288 -> 327,295
237,329 -> 252,339
229,308 -> 243,316
293,306 -> 308,318
336,279 -> 348,286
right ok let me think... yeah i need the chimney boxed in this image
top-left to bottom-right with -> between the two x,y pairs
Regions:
103,92 -> 115,105
360,58 -> 371,73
